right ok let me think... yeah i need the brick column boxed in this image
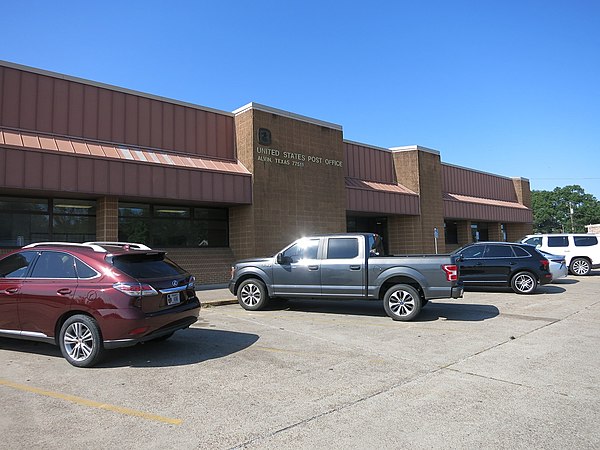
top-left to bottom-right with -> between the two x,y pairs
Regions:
96,197 -> 119,241
512,177 -> 532,208
457,220 -> 472,246
488,223 -> 503,241
389,147 -> 445,254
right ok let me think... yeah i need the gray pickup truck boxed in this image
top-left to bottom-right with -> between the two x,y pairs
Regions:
229,233 -> 463,321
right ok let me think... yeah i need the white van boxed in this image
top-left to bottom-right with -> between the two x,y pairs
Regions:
520,234 -> 600,276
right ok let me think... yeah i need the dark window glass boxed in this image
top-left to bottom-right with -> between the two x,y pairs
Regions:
328,238 -> 359,259
460,245 -> 484,259
512,246 -> 531,257
0,197 -> 48,212
0,197 -> 95,247
574,236 -> 598,247
548,236 -> 569,247
154,206 -> 190,218
0,212 -> 50,246
118,203 -> 150,218
484,245 -> 515,258
53,199 -> 96,215
112,254 -> 187,279
31,251 -> 77,278
282,239 -> 319,263
75,258 -> 98,279
367,234 -> 385,258
445,221 -> 458,245
0,251 -> 37,278
118,203 -> 228,248
524,237 -> 542,247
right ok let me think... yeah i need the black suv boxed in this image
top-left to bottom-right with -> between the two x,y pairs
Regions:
452,242 -> 552,294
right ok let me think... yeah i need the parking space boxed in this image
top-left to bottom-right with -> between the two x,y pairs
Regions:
1,274 -> 600,449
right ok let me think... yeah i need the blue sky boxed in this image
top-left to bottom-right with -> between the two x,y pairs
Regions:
2,1 -> 599,198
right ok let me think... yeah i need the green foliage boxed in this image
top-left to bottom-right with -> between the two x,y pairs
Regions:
531,185 -> 600,233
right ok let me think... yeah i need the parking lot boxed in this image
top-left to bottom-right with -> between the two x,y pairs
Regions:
1,273 -> 600,449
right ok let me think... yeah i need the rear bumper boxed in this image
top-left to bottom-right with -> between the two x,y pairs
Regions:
451,285 -> 464,299
101,298 -> 201,349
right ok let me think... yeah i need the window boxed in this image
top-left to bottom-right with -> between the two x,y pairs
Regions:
327,238 -> 359,259
445,221 -> 458,245
512,246 -> 531,257
460,245 -> 484,259
118,203 -> 228,248
31,252 -> 77,278
112,253 -> 187,278
484,245 -> 515,258
0,197 -> 96,247
548,236 -> 569,248
0,251 -> 37,278
52,199 -> 96,243
367,234 -> 385,258
282,239 -> 319,263
524,237 -> 542,247
75,258 -> 98,279
574,236 -> 598,247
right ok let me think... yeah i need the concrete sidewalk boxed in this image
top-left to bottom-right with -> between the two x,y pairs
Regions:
195,285 -> 237,306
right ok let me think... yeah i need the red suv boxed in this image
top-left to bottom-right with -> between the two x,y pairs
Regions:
0,242 -> 200,367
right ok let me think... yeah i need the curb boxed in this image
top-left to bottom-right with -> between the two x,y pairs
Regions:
201,299 -> 238,307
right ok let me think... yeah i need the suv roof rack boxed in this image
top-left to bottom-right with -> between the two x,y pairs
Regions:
84,241 -> 153,251
23,242 -> 107,252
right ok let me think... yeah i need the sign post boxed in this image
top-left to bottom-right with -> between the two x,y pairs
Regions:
434,227 -> 439,254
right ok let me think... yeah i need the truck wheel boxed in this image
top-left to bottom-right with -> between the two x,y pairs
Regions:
511,271 -> 537,294
569,258 -> 591,276
59,314 -> 104,368
237,279 -> 269,311
383,284 -> 422,321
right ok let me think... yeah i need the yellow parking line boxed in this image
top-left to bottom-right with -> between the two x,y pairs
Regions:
0,378 -> 182,425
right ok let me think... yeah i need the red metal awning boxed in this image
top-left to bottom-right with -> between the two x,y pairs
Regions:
443,192 -> 532,222
346,178 -> 420,215
0,128 -> 252,204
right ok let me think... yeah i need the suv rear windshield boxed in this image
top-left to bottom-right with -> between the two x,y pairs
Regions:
112,253 -> 187,279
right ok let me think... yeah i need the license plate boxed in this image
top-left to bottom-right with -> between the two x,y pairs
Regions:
166,292 -> 181,305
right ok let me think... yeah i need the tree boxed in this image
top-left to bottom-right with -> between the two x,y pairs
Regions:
531,185 -> 600,233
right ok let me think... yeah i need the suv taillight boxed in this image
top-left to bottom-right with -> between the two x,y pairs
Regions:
540,259 -> 550,271
113,282 -> 158,297
187,276 -> 196,290
442,264 -> 458,282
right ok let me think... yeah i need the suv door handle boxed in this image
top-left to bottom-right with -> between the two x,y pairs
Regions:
5,287 -> 19,294
308,265 -> 319,271
349,265 -> 361,270
57,288 -> 72,295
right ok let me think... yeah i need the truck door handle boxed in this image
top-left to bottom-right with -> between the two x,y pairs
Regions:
308,265 -> 319,271
350,265 -> 361,270
5,287 -> 19,294
57,288 -> 72,295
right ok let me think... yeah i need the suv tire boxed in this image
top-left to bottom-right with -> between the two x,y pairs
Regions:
383,284 -> 422,321
237,279 -> 269,311
511,271 -> 537,294
570,257 -> 591,276
59,315 -> 104,368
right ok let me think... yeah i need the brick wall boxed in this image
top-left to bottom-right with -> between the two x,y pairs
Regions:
230,107 -> 346,260
163,247 -> 235,285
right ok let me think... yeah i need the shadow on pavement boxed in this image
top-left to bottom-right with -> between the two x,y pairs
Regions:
0,328 -> 259,369
274,298 -> 499,322
464,285 -> 566,295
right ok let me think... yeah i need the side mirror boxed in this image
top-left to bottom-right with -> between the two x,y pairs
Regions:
276,253 -> 291,265
458,253 -> 465,262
